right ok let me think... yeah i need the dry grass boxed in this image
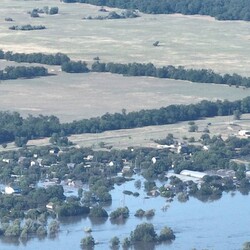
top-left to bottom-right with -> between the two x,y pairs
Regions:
1,0 -> 250,76
0,71 -> 250,122
6,114 -> 244,151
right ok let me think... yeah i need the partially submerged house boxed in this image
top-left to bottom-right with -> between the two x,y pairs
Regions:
5,185 -> 21,195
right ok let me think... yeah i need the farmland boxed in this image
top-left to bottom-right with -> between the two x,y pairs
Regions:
1,0 -> 250,76
0,70 -> 250,122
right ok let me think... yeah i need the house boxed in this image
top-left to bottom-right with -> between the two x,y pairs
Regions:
238,130 -> 250,137
67,163 -> 75,169
151,157 -> 159,164
46,202 -> 55,210
122,165 -> 131,174
108,161 -> 114,167
49,147 -> 60,155
18,156 -> 27,164
84,155 -> 94,161
180,170 -> 207,179
2,158 -> 11,164
5,185 -> 21,195
37,158 -> 43,166
149,189 -> 160,197
30,161 -> 36,167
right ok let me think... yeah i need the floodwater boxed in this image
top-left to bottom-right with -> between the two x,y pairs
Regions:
0,176 -> 250,250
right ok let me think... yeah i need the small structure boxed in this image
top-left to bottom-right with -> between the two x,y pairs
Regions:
238,130 -> 250,137
108,161 -> 114,167
5,185 -> 21,195
246,171 -> 250,178
153,41 -> 159,46
149,189 -> 160,197
2,158 -> 10,164
84,155 -> 94,161
67,163 -> 76,169
180,170 -> 207,179
122,165 -> 131,174
46,202 -> 55,210
151,157 -> 159,164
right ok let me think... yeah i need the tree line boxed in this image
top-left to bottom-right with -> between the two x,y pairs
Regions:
62,0 -> 250,21
0,66 -> 48,80
92,61 -> 250,87
1,97 -> 250,145
0,50 -> 70,65
9,25 -> 46,31
1,50 -> 250,87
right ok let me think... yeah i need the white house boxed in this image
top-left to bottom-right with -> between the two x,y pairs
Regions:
5,186 -> 21,195
238,130 -> 250,137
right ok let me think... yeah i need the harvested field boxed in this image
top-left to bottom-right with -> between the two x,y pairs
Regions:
0,0 -> 250,76
0,71 -> 250,122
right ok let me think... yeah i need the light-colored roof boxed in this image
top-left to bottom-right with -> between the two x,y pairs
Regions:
180,170 -> 207,179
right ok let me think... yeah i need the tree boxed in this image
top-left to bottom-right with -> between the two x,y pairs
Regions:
130,223 -> 157,242
110,207 -> 129,220
81,235 -> 95,247
49,7 -> 59,15
158,226 -> 175,241
243,242 -> 250,250
110,236 -> 120,248
189,124 -> 198,132
122,237 -> 131,248
89,206 -> 108,218
233,110 -> 242,120
48,220 -> 60,235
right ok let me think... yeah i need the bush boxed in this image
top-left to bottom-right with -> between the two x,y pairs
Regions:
81,236 -> 95,247
158,226 -> 175,241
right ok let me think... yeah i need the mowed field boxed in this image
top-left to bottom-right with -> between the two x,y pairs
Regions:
0,0 -> 250,76
1,69 -> 250,122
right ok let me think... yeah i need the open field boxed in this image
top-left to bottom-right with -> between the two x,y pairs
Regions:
1,0 -> 250,76
1,113 -> 248,151
1,71 -> 250,122
12,114 -> 249,150
1,0 -> 250,151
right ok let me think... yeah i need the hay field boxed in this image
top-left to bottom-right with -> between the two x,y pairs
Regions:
1,71 -> 250,122
0,0 -> 250,76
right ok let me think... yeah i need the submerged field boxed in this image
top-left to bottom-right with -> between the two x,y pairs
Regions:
1,0 -> 250,76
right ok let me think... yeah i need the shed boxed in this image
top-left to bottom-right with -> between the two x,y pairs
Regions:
180,170 -> 207,179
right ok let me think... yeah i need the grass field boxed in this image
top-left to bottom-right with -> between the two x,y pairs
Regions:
1,70 -> 250,122
19,114 -> 250,150
1,0 -> 250,76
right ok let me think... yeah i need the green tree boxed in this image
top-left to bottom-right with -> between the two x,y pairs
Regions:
81,235 -> 95,247
130,223 -> 157,242
110,236 -> 120,248
158,226 -> 175,241
243,242 -> 250,250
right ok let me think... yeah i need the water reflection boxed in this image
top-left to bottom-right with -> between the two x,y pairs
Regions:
89,217 -> 108,226
1,175 -> 250,249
